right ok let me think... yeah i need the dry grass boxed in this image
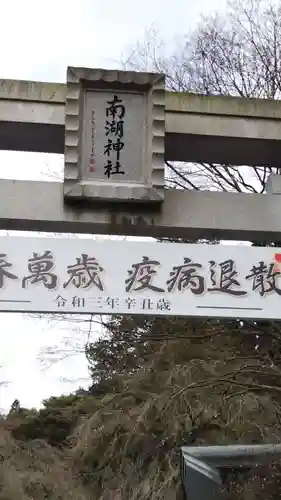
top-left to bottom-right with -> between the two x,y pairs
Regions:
1,337 -> 281,500
0,426 -> 89,500
69,346 -> 281,500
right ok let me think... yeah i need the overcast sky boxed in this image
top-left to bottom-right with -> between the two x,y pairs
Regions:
0,0 -> 227,413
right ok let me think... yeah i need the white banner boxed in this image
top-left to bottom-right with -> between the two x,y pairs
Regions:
0,237 -> 280,319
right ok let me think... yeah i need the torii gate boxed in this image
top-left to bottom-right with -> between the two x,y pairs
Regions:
1,66 -> 281,497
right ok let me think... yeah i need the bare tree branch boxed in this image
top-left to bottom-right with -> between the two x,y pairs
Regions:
123,0 -> 281,195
